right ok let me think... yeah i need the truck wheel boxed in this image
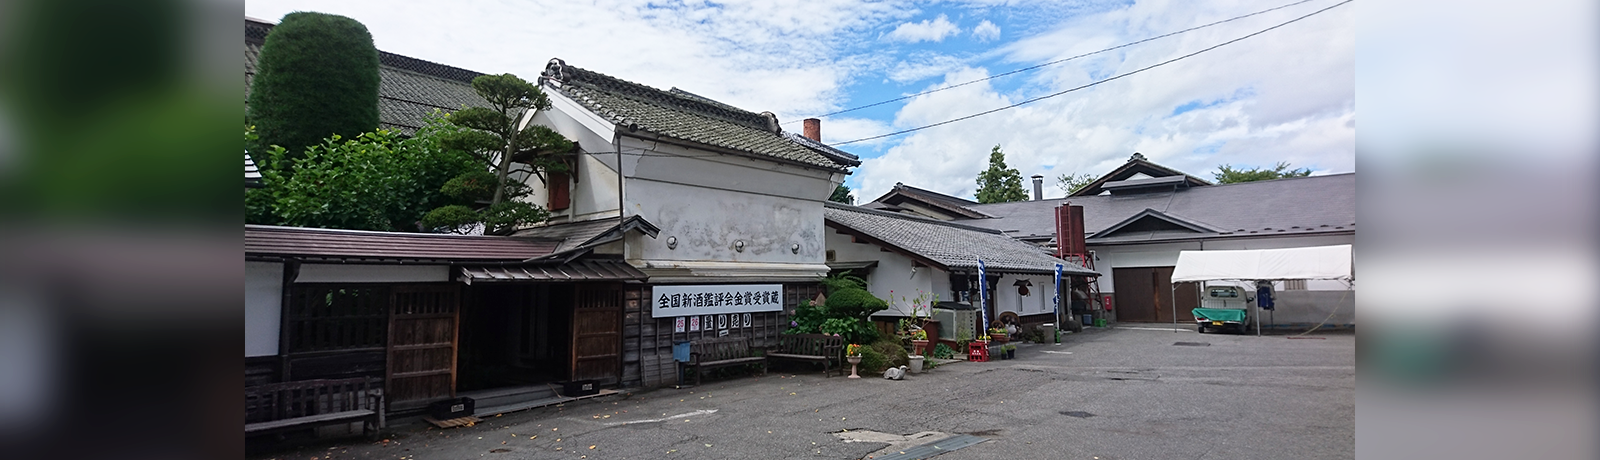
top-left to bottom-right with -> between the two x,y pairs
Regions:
1196,325 -> 1206,334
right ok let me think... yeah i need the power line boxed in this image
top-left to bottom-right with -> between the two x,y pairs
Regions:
788,0 -> 1328,124
830,0 -> 1352,146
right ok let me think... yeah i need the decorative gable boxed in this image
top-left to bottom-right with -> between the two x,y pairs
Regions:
1091,209 -> 1221,240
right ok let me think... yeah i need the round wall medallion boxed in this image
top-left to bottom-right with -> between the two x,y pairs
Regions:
791,243 -> 800,254
666,236 -> 677,249
734,240 -> 746,252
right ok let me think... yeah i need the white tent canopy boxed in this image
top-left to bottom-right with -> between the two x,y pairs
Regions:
1170,244 -> 1352,283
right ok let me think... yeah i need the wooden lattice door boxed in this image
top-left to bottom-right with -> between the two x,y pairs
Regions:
386,285 -> 460,408
571,285 -> 622,384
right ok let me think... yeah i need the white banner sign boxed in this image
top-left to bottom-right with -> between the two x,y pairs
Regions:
652,284 -> 784,317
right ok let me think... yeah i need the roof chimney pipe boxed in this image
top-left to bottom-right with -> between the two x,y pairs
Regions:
1032,175 -> 1044,201
803,118 -> 821,142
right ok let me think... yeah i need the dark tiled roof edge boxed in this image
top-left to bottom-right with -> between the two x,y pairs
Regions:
543,61 -> 773,133
823,201 -> 1004,234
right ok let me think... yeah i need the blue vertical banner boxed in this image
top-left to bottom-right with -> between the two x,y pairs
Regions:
1053,263 -> 1063,325
977,260 -> 990,335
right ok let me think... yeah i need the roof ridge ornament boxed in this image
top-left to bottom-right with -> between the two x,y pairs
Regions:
1130,152 -> 1147,162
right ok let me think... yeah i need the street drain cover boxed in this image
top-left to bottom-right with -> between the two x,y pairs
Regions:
1059,411 -> 1095,418
1173,342 -> 1211,346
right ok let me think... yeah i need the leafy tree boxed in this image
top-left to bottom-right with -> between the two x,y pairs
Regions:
829,184 -> 854,204
249,117 -> 479,231
247,12 -> 379,167
420,73 -> 573,235
1213,162 -> 1312,184
974,145 -> 1028,204
1056,172 -> 1096,194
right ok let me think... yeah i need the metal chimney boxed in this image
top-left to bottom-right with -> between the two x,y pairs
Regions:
1031,175 -> 1044,201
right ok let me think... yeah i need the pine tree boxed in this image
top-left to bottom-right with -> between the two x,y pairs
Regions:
975,145 -> 1028,203
247,12 -> 380,166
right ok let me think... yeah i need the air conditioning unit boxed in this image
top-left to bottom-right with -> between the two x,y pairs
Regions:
932,302 -> 977,341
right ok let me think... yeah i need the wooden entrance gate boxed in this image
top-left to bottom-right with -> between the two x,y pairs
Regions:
571,285 -> 622,384
386,285 -> 460,409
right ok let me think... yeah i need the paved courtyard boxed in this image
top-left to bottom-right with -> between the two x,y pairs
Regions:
251,325 -> 1354,460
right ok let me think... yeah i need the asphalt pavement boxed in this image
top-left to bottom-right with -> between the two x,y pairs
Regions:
250,325 -> 1354,460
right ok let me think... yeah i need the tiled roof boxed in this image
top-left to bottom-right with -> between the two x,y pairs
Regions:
539,59 -> 859,171
960,173 -> 1356,244
245,18 -> 491,135
245,224 -> 558,261
869,183 -> 992,219
1069,152 -> 1212,197
823,202 -> 1097,275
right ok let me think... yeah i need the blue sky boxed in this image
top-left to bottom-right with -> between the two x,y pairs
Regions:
245,0 -> 1354,201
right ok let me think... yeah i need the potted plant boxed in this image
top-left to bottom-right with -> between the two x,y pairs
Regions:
1001,343 -> 1017,360
845,344 -> 864,379
909,328 -> 930,356
987,327 -> 1009,343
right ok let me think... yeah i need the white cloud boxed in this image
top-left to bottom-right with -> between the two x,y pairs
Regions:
972,20 -> 1001,42
851,1 -> 1354,201
244,0 -> 914,123
885,53 -> 964,83
884,14 -> 961,43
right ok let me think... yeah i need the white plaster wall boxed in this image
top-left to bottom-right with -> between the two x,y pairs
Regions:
994,273 -> 1054,317
622,136 -> 834,267
824,228 -> 934,317
245,261 -> 283,357
522,91 -> 623,224
295,264 -> 450,283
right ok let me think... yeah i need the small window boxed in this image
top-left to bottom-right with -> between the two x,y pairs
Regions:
1284,279 -> 1307,290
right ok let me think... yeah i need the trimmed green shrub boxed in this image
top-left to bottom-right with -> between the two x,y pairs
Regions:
248,12 -> 379,165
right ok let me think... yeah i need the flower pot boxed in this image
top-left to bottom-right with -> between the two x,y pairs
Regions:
910,339 -> 930,356
846,356 -> 862,379
1004,349 -> 1016,359
990,333 -> 1008,343
907,355 -> 924,374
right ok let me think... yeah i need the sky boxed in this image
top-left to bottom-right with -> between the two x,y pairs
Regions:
244,0 -> 1354,202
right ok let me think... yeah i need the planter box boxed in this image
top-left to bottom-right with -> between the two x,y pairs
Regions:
428,397 -> 475,420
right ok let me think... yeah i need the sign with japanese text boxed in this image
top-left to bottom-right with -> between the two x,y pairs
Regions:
652,284 -> 784,318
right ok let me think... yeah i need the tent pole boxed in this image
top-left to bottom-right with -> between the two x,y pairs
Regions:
1170,283 -> 1177,332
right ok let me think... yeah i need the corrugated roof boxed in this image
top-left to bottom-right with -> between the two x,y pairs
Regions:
961,173 -> 1356,244
245,225 -> 558,261
458,258 -> 647,283
245,18 -> 491,135
540,59 -> 858,171
823,202 -> 1097,275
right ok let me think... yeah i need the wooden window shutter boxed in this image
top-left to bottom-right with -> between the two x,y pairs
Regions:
548,171 -> 571,210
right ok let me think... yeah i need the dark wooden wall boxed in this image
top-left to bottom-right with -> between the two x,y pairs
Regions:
621,283 -> 821,388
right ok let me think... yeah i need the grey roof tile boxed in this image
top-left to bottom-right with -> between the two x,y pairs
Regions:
960,173 -> 1355,244
540,59 -> 858,171
824,202 -> 1097,275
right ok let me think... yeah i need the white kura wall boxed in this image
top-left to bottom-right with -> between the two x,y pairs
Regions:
521,92 -> 624,225
824,227 -> 936,317
245,261 -> 283,357
620,135 -> 839,267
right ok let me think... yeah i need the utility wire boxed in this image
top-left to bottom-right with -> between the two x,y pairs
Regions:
830,0 -> 1351,146
788,0 -> 1328,124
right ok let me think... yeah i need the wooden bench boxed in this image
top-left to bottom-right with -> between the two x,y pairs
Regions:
766,334 -> 844,377
245,377 -> 385,439
684,337 -> 766,385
